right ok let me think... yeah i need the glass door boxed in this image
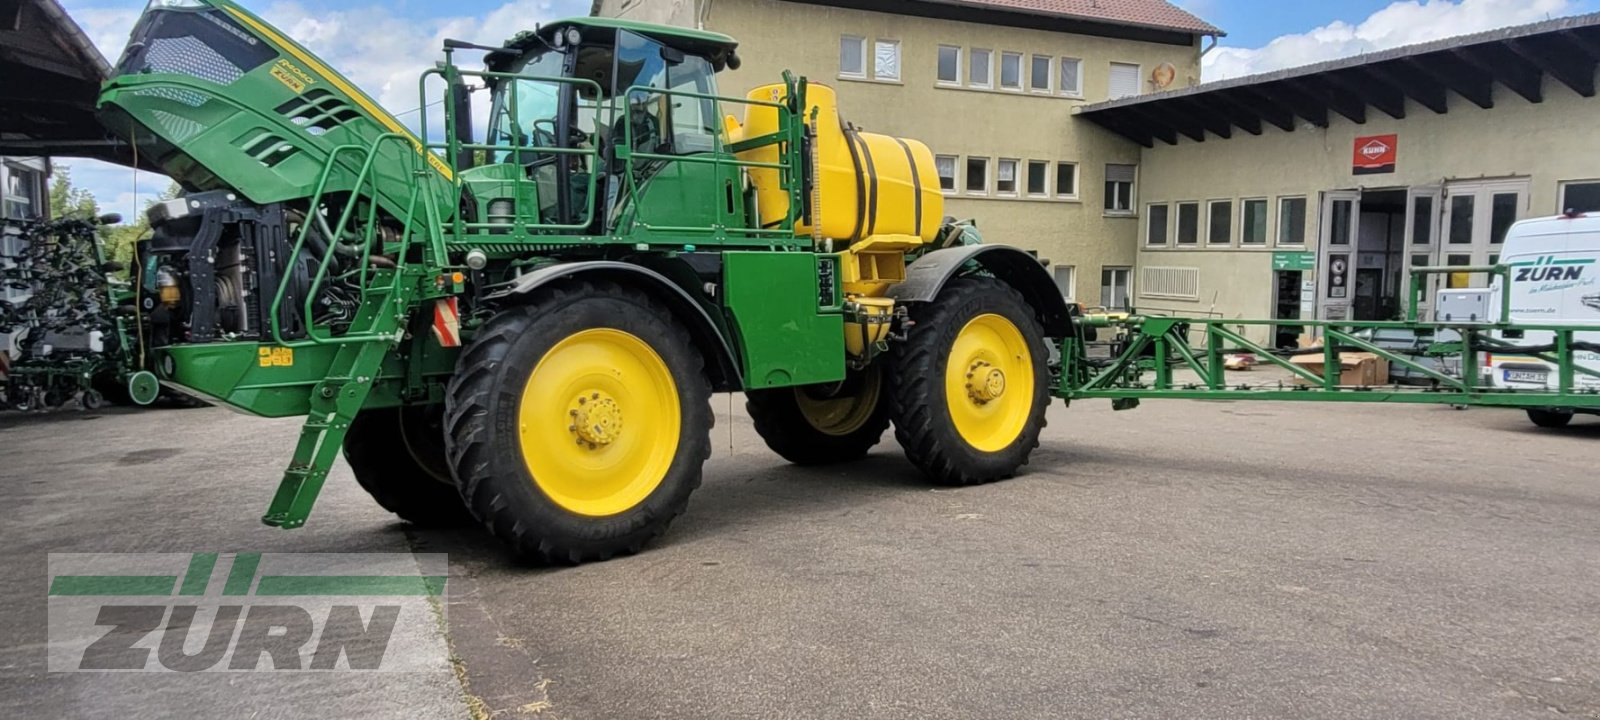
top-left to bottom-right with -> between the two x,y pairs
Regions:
1317,190 -> 1361,321
1441,179 -> 1529,287
1403,185 -> 1441,318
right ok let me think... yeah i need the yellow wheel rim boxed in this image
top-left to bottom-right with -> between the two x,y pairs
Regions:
794,366 -> 883,437
517,328 -> 680,517
945,313 -> 1034,453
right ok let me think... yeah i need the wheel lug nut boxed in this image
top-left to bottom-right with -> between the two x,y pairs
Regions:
578,397 -> 586,405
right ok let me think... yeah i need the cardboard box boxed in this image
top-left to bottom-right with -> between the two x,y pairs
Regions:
1288,351 -> 1390,386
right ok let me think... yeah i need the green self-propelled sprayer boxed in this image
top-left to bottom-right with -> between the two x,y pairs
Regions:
99,0 -> 1074,562
102,0 -> 1600,564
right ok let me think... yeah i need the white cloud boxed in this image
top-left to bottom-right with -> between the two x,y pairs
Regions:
51,0 -> 589,219
1203,0 -> 1581,81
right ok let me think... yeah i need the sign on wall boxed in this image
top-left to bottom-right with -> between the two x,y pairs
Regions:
1272,251 -> 1316,272
1353,134 -> 1398,175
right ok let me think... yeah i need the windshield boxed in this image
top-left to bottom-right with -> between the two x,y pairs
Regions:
488,49 -> 566,155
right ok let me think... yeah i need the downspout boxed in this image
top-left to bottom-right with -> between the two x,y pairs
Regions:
698,0 -> 714,30
1201,34 -> 1219,56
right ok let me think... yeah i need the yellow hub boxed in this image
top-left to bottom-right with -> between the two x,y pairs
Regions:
945,314 -> 1034,452
570,391 -> 622,447
517,329 -> 680,517
966,360 -> 1006,404
794,366 -> 883,437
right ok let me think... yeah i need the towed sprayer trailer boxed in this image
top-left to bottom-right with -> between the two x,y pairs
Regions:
98,0 -> 1600,564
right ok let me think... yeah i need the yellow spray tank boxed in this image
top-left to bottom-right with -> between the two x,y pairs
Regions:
737,83 -> 944,247
736,82 -> 945,365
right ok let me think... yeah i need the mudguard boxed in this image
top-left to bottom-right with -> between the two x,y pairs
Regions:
888,245 -> 1074,338
491,261 -> 743,391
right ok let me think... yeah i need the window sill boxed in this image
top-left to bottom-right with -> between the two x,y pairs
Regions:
1142,244 -> 1286,252
1103,211 -> 1137,219
950,194 -> 1081,204
839,75 -> 903,86
934,83 -> 1085,100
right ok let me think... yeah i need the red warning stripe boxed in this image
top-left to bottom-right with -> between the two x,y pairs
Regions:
432,298 -> 461,348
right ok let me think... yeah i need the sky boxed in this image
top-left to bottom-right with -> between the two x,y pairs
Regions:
52,0 -> 1598,221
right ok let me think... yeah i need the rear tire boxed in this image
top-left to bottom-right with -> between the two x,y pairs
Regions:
343,406 -> 473,527
445,281 -> 713,564
747,365 -> 890,465
1527,408 -> 1574,428
890,277 -> 1050,485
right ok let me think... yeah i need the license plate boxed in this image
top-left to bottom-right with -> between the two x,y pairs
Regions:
1504,370 -> 1548,383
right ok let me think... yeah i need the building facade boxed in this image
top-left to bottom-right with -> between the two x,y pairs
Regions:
1081,15 -> 1600,344
594,0 -> 1219,308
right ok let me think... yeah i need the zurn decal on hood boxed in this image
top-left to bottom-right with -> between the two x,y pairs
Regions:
1512,255 -> 1597,294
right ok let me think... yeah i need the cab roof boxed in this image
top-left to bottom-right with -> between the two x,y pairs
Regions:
491,17 -> 739,71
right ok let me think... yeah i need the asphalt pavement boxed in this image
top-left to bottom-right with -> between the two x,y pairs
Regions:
3,392 -> 1599,719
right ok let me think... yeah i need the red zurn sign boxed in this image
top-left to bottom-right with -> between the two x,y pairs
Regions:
1353,134 -> 1398,175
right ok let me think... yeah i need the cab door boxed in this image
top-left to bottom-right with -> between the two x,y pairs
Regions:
611,30 -> 730,236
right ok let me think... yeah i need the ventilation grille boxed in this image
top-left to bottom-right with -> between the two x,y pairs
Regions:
131,87 -> 208,109
276,90 -> 363,136
1140,266 -> 1200,301
233,129 -> 300,168
145,36 -> 245,86
150,110 -> 206,144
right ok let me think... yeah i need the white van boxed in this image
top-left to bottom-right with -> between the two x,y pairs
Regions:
1485,213 -> 1600,427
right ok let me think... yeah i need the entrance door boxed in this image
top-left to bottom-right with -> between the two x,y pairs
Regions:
1272,270 -> 1303,348
1403,185 -> 1442,318
1440,179 -> 1529,288
1318,190 -> 1360,321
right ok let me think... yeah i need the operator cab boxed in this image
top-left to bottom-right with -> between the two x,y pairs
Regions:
467,19 -> 741,234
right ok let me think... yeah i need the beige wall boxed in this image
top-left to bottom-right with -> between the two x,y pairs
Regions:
598,0 -> 1203,306
1134,78 -> 1600,340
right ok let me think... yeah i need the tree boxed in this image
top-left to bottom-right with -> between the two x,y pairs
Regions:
101,182 -> 181,275
48,166 -> 99,219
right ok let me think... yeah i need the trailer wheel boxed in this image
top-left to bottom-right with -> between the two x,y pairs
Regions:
890,277 -> 1050,485
1527,408 -> 1575,428
343,407 -> 473,527
747,365 -> 890,465
445,281 -> 712,564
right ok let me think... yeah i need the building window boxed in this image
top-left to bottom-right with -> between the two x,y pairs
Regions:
1055,162 -> 1078,199
1208,200 -> 1233,244
1053,265 -> 1075,300
935,155 -> 958,193
874,40 -> 901,81
996,158 -> 1018,195
840,36 -> 866,78
1410,195 -> 1432,245
1560,180 -> 1600,214
1000,52 -> 1023,90
1030,55 -> 1052,92
1241,198 -> 1268,245
1177,202 -> 1200,244
1101,267 -> 1132,310
1146,203 -> 1169,245
1278,196 -> 1306,245
1490,191 -> 1518,244
1448,195 -> 1474,244
970,49 -> 993,88
1104,164 -> 1135,213
1060,58 -> 1083,97
1109,62 -> 1141,99
2,164 -> 43,221
1026,160 -> 1049,196
965,157 -> 989,194
937,45 -> 961,85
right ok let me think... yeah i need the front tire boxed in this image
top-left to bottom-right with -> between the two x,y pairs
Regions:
343,406 -> 473,527
445,281 -> 713,564
747,365 -> 890,465
890,277 -> 1050,485
1527,408 -> 1574,428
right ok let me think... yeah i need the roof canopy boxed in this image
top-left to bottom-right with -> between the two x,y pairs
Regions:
0,0 -> 109,149
1079,13 -> 1600,147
